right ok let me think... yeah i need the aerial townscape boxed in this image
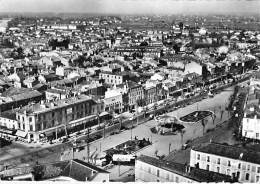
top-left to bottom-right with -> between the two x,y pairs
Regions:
0,0 -> 259,183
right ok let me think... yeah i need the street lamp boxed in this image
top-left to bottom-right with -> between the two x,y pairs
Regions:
169,143 -> 171,154
131,119 -> 133,141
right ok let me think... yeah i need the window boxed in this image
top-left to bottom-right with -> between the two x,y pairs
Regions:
166,173 -> 169,180
157,169 -> 160,177
256,176 -> 260,182
247,165 -> 250,171
257,167 -> 260,173
30,125 -> 33,131
148,167 -> 151,173
228,160 -> 231,166
257,133 -> 259,138
206,165 -> 210,170
22,117 -> 24,122
207,156 -> 210,162
237,171 -> 240,179
246,173 -> 250,180
227,169 -> 230,175
238,163 -> 241,169
175,176 -> 179,182
22,124 -> 25,130
217,167 -> 220,173
29,117 -> 32,122
217,158 -> 220,164
197,154 -> 200,160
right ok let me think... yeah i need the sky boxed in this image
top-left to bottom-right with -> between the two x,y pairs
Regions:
0,0 -> 259,15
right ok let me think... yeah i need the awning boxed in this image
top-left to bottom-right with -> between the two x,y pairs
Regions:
15,130 -> 27,138
0,128 -> 14,135
99,111 -> 109,117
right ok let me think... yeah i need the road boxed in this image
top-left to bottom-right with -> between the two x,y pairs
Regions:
0,76 -> 250,170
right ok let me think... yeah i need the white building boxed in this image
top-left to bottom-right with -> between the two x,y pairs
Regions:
190,142 -> 260,183
104,87 -> 126,114
242,105 -> 260,140
99,71 -> 128,86
135,155 -> 233,182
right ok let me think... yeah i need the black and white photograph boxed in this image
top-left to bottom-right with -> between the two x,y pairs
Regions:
0,0 -> 259,182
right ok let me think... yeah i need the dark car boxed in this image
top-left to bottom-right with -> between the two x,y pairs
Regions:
62,137 -> 69,143
110,131 -> 119,136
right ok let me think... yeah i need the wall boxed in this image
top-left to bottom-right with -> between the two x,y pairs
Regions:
135,160 -> 194,183
190,149 -> 260,183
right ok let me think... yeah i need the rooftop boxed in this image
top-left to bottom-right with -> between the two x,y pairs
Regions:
137,155 -> 232,182
1,159 -> 108,182
17,95 -> 93,115
244,104 -> 260,119
193,142 -> 260,165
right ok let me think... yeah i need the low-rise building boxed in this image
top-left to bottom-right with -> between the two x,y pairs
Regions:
135,155 -> 234,182
242,104 -> 260,140
0,159 -> 109,182
99,71 -> 129,85
0,88 -> 44,113
190,142 -> 260,183
104,87 -> 125,114
15,95 -> 102,142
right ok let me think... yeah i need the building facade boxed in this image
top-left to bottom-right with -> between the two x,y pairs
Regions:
127,81 -> 145,110
99,71 -> 128,85
242,105 -> 260,140
104,88 -> 124,114
135,155 -> 233,183
15,95 -> 102,142
190,143 -> 260,183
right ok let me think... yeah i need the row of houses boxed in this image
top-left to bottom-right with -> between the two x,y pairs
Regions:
136,142 -> 260,183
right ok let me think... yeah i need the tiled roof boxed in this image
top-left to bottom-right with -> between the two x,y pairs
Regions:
193,142 -> 260,165
11,90 -> 42,101
0,109 -> 18,120
17,95 -> 93,114
1,159 -> 108,182
137,155 -> 232,182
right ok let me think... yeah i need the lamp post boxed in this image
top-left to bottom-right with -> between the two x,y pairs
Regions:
169,143 -> 171,154
131,119 -> 133,141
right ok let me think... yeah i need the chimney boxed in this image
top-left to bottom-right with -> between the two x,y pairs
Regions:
239,153 -> 243,160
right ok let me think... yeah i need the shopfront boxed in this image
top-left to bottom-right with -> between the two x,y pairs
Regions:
0,126 -> 16,140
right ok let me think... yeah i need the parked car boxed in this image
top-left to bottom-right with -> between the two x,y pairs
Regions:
62,137 -> 69,143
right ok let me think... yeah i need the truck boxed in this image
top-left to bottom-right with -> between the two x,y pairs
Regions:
112,154 -> 136,164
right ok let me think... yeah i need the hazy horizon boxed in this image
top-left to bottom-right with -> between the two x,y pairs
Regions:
0,0 -> 259,15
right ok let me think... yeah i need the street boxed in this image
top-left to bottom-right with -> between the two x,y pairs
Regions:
59,86 -> 234,180
0,78 -> 249,173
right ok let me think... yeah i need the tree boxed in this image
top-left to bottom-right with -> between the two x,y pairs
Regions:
202,65 -> 209,81
140,41 -> 148,47
179,129 -> 186,148
201,119 -> 206,135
